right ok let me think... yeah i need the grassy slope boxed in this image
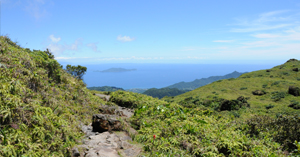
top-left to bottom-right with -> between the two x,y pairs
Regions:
0,36 -> 106,156
108,60 -> 300,156
166,59 -> 300,118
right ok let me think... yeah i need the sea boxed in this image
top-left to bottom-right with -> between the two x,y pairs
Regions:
72,63 -> 278,90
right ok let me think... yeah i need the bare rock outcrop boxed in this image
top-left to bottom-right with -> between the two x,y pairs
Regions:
289,86 -> 300,96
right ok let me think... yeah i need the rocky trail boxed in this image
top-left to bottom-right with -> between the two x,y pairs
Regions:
72,94 -> 143,157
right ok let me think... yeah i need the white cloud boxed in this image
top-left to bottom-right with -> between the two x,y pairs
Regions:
24,0 -> 49,19
251,34 -> 281,38
117,35 -> 135,42
87,43 -> 101,53
231,24 -> 291,32
231,10 -> 296,32
46,38 -> 82,57
55,57 -> 91,60
49,35 -> 61,43
213,40 -> 234,43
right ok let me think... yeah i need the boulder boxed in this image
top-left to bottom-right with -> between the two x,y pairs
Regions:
252,90 -> 266,96
99,105 -> 125,116
72,147 -> 80,157
292,68 -> 299,72
92,114 -> 122,133
288,86 -> 300,96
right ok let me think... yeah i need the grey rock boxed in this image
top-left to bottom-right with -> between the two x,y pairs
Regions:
72,147 -> 80,157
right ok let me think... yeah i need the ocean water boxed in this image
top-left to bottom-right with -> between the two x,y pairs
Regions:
79,63 -> 277,89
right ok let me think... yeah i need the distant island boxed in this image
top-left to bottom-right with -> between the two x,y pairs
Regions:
94,68 -> 137,73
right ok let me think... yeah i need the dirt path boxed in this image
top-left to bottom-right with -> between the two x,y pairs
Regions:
73,94 -> 142,157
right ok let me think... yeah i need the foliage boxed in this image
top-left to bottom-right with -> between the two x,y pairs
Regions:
240,87 -> 247,90
110,91 -> 285,156
88,86 -> 124,92
162,58 -> 300,155
143,87 -> 189,99
65,64 -> 87,80
265,104 -> 275,109
288,100 -> 300,109
271,91 -> 286,101
245,114 -> 300,151
0,36 -> 106,156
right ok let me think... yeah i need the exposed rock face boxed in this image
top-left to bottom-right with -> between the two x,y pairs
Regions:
252,90 -> 266,96
288,86 -> 300,96
76,94 -> 140,157
92,114 -> 122,133
77,131 -> 141,157
72,147 -> 80,157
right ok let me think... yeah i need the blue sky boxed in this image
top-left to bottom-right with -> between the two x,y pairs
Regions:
2,0 -> 300,64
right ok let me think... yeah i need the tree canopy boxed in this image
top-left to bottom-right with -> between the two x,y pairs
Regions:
66,64 -> 87,80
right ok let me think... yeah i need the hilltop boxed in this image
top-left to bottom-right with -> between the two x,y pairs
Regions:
167,71 -> 246,90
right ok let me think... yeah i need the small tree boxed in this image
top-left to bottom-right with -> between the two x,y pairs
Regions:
66,64 -> 87,80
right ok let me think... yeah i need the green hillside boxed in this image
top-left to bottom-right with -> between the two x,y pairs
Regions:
142,87 -> 190,99
0,36 -> 106,156
107,59 -> 300,156
167,71 -> 246,90
163,59 -> 300,117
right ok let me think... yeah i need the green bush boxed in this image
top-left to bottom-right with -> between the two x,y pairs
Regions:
262,84 -> 268,88
265,104 -> 275,109
271,81 -> 281,86
271,91 -> 286,101
240,87 -> 247,90
245,114 -> 300,151
288,100 -> 300,109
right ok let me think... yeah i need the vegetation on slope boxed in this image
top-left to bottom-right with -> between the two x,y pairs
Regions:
167,71 -> 246,90
0,36 -> 106,156
162,58 -> 300,154
109,91 -> 291,156
142,87 -> 190,99
107,59 -> 300,156
88,86 -> 124,92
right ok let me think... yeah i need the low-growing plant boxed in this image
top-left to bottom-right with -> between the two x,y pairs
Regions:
262,84 -> 268,88
271,81 -> 281,86
271,91 -> 286,101
288,100 -> 300,109
240,87 -> 247,90
245,114 -> 300,151
265,104 -> 275,109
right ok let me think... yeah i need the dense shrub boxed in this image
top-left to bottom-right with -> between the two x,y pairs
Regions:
0,36 -> 105,156
240,87 -> 247,90
245,114 -> 300,151
271,91 -> 286,101
265,104 -> 275,109
288,100 -> 300,109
